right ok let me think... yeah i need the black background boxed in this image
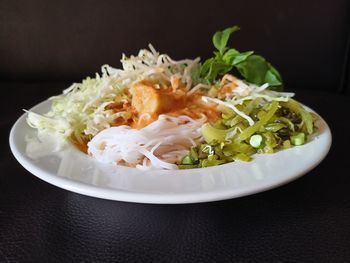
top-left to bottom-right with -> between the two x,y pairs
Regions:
1,1 -> 350,262
1,0 -> 349,93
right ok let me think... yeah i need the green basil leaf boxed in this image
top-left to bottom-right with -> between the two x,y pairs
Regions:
265,63 -> 282,86
222,48 -> 240,64
223,49 -> 253,66
200,58 -> 215,78
213,26 -> 240,54
201,25 -> 284,90
213,51 -> 222,59
265,69 -> 282,87
235,55 -> 268,85
231,51 -> 254,65
205,61 -> 232,82
235,55 -> 282,88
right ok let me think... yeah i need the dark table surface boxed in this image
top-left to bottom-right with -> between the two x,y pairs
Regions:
1,81 -> 350,262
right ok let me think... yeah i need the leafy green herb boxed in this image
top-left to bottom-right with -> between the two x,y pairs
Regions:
200,26 -> 283,90
213,26 -> 240,55
235,55 -> 282,87
223,50 -> 254,66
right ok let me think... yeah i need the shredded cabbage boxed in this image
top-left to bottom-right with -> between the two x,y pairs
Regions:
27,44 -> 200,145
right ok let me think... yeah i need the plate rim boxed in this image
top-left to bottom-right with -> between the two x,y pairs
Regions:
9,100 -> 332,204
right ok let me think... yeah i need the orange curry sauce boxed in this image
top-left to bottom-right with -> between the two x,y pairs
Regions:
73,80 -> 222,153
109,80 -> 221,129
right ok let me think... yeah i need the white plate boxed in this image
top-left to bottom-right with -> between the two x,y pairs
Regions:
10,100 -> 332,204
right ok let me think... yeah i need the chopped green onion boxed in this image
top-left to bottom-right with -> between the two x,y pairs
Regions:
249,134 -> 263,148
290,132 -> 305,146
190,147 -> 199,162
181,155 -> 194,165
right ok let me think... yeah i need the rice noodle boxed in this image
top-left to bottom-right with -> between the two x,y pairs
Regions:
87,115 -> 207,170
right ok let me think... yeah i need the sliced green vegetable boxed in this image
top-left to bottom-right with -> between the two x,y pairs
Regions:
178,164 -> 199,169
265,123 -> 286,132
290,132 -> 306,146
190,147 -> 199,162
179,96 -> 315,169
283,140 -> 291,149
233,153 -> 251,162
200,155 -> 227,167
261,132 -> 278,153
201,123 -> 235,143
181,155 -> 194,165
234,101 -> 279,143
281,99 -> 313,134
224,141 -> 255,155
277,116 -> 295,131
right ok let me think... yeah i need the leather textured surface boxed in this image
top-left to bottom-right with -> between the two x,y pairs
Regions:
1,82 -> 350,262
1,0 -> 349,93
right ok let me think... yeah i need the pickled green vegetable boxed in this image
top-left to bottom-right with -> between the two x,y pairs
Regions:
201,123 -> 236,143
281,99 -> 313,134
234,101 -> 279,143
290,132 -> 306,146
180,97 -> 316,169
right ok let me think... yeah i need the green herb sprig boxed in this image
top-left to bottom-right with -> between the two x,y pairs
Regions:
200,26 -> 283,90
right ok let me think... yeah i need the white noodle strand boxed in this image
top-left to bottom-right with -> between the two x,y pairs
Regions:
88,115 -> 207,170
